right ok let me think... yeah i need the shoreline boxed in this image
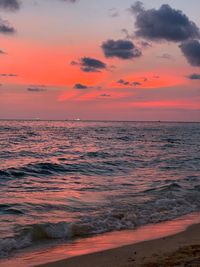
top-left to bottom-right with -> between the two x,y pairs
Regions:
38,222 -> 200,267
0,212 -> 199,267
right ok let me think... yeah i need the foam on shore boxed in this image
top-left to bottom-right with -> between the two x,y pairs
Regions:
0,212 -> 199,267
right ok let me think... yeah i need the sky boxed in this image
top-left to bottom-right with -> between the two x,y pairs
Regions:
0,0 -> 199,121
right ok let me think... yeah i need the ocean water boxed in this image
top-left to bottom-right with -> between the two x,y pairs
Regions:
0,120 -> 200,258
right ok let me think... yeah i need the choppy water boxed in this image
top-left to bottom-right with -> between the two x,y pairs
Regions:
0,120 -> 200,258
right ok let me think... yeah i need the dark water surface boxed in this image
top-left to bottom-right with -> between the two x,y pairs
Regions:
0,121 -> 200,257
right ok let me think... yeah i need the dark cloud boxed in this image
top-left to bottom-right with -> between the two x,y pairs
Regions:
118,76 -> 160,85
81,57 -> 106,72
117,79 -> 130,86
117,79 -> 142,86
73,83 -> 102,90
131,2 -> 200,42
0,73 -> 17,76
0,0 -> 20,11
71,57 -> 107,72
117,79 -> 127,86
0,18 -> 15,34
102,39 -> 142,59
27,87 -> 47,92
100,94 -> 111,97
0,49 -> 6,54
180,40 -> 200,67
132,82 -> 141,86
74,83 -> 89,89
0,1 -> 19,34
188,73 -> 200,80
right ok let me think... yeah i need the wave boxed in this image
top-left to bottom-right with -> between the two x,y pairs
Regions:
0,159 -> 134,180
144,182 -> 182,193
1,181 -> 200,258
1,121 -> 199,259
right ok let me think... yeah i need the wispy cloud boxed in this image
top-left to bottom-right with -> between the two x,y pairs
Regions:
27,86 -> 47,92
0,73 -> 17,77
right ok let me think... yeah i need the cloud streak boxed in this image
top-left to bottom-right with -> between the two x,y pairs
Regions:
0,73 -> 17,77
27,87 -> 47,92
73,83 -> 102,90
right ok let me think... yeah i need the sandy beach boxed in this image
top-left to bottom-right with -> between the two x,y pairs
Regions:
38,223 -> 200,267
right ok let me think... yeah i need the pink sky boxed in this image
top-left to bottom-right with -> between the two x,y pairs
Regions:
0,0 -> 199,121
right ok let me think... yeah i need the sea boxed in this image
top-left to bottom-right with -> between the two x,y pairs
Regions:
0,120 -> 200,261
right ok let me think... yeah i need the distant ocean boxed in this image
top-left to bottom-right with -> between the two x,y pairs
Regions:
0,120 -> 200,258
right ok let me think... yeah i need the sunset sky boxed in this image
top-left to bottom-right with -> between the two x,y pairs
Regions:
0,0 -> 199,121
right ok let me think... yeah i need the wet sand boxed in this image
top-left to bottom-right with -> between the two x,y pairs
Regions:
38,223 -> 200,267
